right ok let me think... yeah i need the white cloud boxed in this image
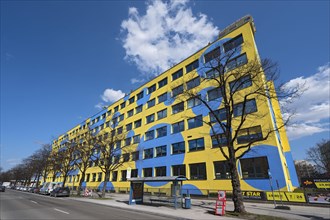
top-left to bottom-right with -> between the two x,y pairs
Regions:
6,158 -> 21,166
131,78 -> 145,84
95,102 -> 105,109
121,0 -> 219,78
284,63 -> 330,140
101,88 -> 125,103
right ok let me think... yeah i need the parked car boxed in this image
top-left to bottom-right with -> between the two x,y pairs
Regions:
28,187 -> 36,193
33,187 -> 40,194
39,182 -> 50,195
50,187 -> 70,197
0,186 -> 5,192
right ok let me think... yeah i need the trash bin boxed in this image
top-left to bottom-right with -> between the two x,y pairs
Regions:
183,197 -> 191,209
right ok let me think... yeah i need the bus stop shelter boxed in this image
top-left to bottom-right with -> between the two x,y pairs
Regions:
128,176 -> 188,209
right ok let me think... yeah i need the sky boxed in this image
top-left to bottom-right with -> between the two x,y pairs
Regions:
1,0 -> 329,171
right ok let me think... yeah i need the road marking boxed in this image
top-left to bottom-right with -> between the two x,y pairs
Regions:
30,200 -> 38,204
54,208 -> 70,215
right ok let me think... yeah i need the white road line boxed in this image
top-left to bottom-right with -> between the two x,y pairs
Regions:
54,208 -> 70,215
30,200 -> 38,204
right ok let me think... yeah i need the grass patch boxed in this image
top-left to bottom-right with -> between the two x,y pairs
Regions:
226,211 -> 287,220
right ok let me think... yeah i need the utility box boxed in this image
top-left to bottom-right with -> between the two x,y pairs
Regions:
183,197 -> 191,209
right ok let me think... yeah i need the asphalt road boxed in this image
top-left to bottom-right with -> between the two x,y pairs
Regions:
0,189 -> 174,219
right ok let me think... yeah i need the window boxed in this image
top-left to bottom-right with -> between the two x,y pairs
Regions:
131,169 -> 138,178
223,34 -> 243,52
112,117 -> 118,125
188,138 -> 205,152
143,168 -> 152,177
112,171 -> 118,181
172,164 -> 186,176
172,84 -> 183,97
172,120 -> 184,133
186,60 -> 199,73
237,126 -> 263,144
125,137 -> 131,146
120,102 -> 126,109
158,77 -> 168,88
211,133 -> 228,147
172,102 -> 184,114
207,87 -> 222,101
114,106 -> 119,112
117,126 -> 123,134
172,69 -> 183,81
86,174 -> 90,182
121,170 -> 127,181
229,75 -> 252,93
157,108 -> 167,120
156,126 -> 167,138
145,130 -> 155,141
148,84 -> 156,94
123,153 -> 130,162
107,110 -> 112,117
144,148 -> 153,159
189,163 -> 207,180
187,95 -> 201,108
115,140 -> 121,148
97,172 -> 102,182
209,108 -> 227,122
137,91 -> 144,100
155,166 -> 166,177
135,105 -> 143,114
146,114 -> 155,124
204,46 -> 220,63
186,76 -> 200,90
233,99 -> 257,117
188,115 -> 203,129
129,97 -> 135,104
133,134 -> 140,144
127,109 -> 134,118
119,114 -> 124,122
126,123 -> 132,131
147,98 -> 155,108
240,157 -> 269,179
131,151 -> 139,161
172,141 -> 185,154
158,92 -> 168,103
226,53 -> 248,71
134,119 -> 142,128
92,173 -> 97,182
155,145 -> 167,157
205,66 -> 224,78
214,161 -> 231,179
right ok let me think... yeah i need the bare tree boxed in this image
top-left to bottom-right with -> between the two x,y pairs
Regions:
176,43 -> 301,213
56,141 -> 77,187
48,151 -> 61,182
37,144 -> 52,186
73,127 -> 98,196
306,140 -> 330,176
91,124 -> 130,198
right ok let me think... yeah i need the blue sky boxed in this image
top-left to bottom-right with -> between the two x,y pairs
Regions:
1,0 -> 329,171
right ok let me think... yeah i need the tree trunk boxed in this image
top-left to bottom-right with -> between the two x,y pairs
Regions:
62,174 -> 67,187
101,170 -> 110,198
52,171 -> 56,182
36,173 -> 41,188
230,160 -> 246,213
77,172 -> 85,196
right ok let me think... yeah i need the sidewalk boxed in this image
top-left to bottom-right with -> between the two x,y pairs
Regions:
69,193 -> 330,220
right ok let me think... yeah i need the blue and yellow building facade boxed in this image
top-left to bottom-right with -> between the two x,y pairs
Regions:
49,15 -> 299,194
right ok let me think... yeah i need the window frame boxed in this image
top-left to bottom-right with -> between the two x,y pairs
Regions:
188,138 -> 205,152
